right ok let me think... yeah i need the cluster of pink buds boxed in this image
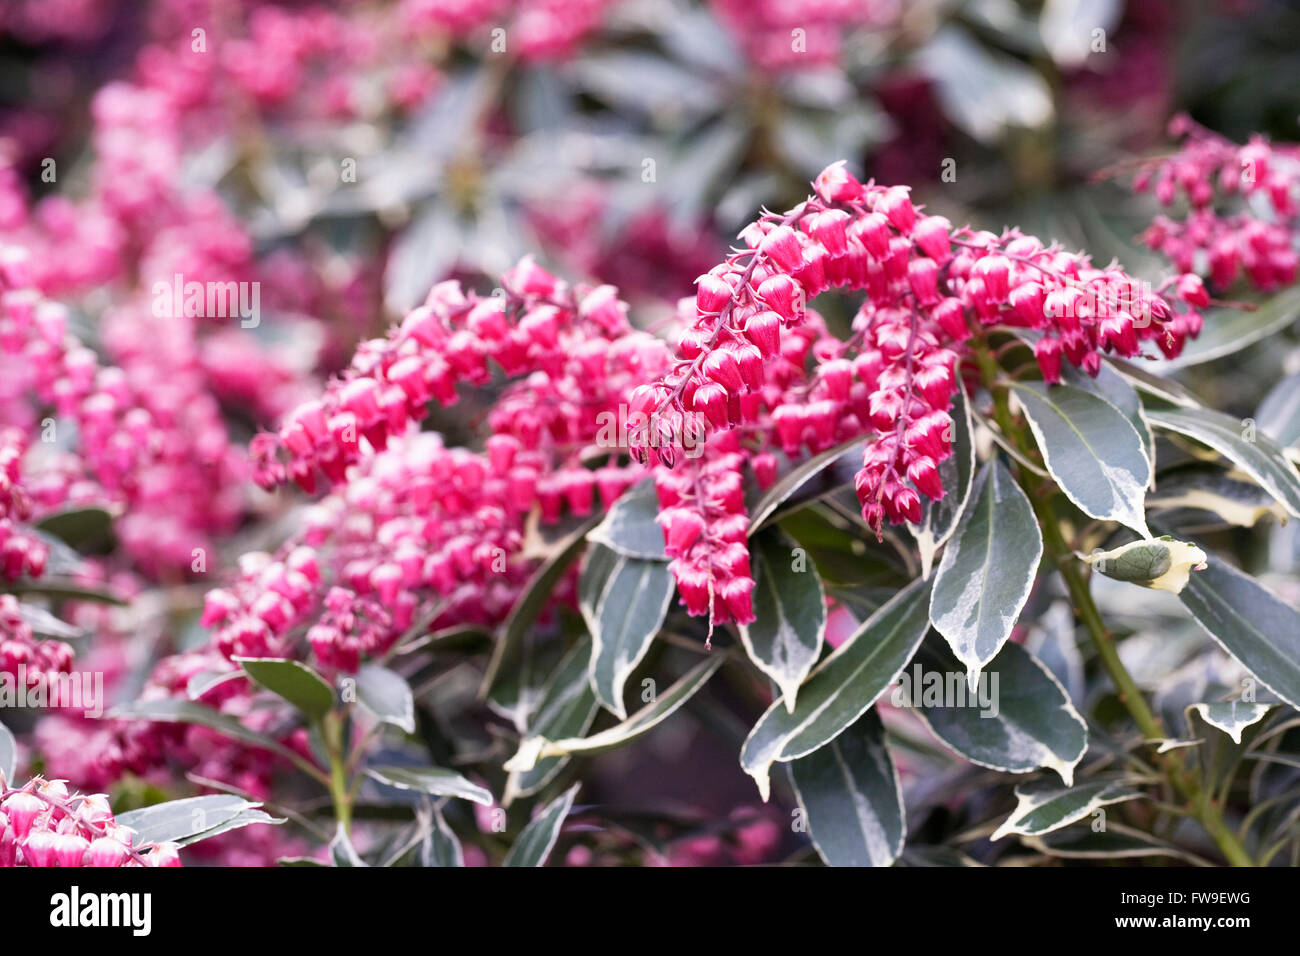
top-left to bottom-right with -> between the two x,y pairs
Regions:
1,594 -> 72,685
402,0 -> 614,62
0,777 -> 180,867
709,0 -> 899,71
632,160 -> 1203,620
0,428 -> 48,580
656,430 -> 754,628
1135,114 -> 1299,291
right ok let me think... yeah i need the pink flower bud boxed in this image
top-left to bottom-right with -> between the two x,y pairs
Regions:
1,792 -> 44,839
1034,336 -> 1063,384
703,349 -> 744,393
913,215 -> 952,261
852,212 -> 891,259
21,829 -> 59,867
932,297 -> 970,342
877,186 -> 916,232
813,161 -> 865,202
807,209 -> 851,256
759,225 -> 806,273
743,309 -> 782,358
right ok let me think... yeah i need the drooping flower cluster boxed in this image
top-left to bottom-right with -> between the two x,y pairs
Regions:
0,594 -> 73,686
0,776 -> 181,867
709,0 -> 899,71
402,0 -> 616,62
630,161 -> 1207,621
1135,114 -> 1300,290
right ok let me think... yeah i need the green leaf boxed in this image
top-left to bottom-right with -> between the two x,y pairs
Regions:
354,665 -> 415,733
115,795 -> 281,846
504,637 -> 600,803
929,461 -> 1043,685
789,710 -> 905,867
1063,360 -> 1155,476
34,506 -> 115,552
110,698 -> 307,766
330,822 -> 369,867
991,775 -> 1143,840
1010,381 -> 1150,535
1025,821 -> 1203,863
1151,285 -> 1300,369
747,437 -> 864,533
0,719 -> 15,782
505,653 -> 724,770
366,765 -> 494,806
1190,702 -> 1273,745
908,635 -> 1088,785
910,385 -> 975,578
740,578 -> 933,801
586,478 -> 666,560
1105,356 -> 1200,408
1146,405 -> 1300,517
1257,371 -> 1300,450
480,512 -> 600,704
579,544 -> 675,718
234,657 -> 335,723
421,803 -> 463,867
503,783 -> 580,867
739,527 -> 826,711
1148,463 -> 1285,527
1178,553 -> 1300,709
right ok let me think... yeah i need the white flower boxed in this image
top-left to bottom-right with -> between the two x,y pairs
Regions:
1086,536 -> 1208,594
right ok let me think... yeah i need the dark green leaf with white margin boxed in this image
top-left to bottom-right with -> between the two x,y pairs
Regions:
1063,361 -> 1155,481
1149,463 -> 1286,527
1178,553 -> 1300,709
234,657 -> 334,722
353,664 -> 415,733
929,461 -> 1042,687
1105,356 -> 1200,408
741,577 -> 933,801
1189,702 -> 1273,745
115,794 -> 281,846
505,653 -> 724,770
740,527 -> 826,711
910,384 -> 975,578
579,544 -> 675,718
504,637 -> 599,804
586,478 -> 666,559
1145,404 -> 1300,517
789,709 -> 905,867
367,765 -> 494,806
909,635 -> 1088,785
1025,822 -> 1204,864
480,512 -> 599,714
0,719 -> 16,782
1258,370 -> 1300,450
1009,381 -> 1150,534
1150,284 -> 1300,369
420,802 -> 463,867
330,822 -> 368,867
502,783 -> 580,867
991,775 -> 1144,840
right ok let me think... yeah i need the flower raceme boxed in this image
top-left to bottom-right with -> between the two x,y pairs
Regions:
252,162 -> 1206,634
630,161 -> 1206,620
0,776 -> 180,867
1134,115 -> 1300,291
